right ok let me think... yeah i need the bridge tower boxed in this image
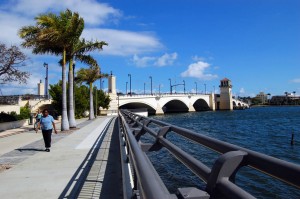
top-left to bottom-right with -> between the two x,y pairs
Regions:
101,73 -> 118,115
38,80 -> 44,96
219,78 -> 233,110
108,74 -> 116,94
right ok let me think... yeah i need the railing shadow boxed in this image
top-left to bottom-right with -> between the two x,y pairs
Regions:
99,119 -> 122,199
58,118 -> 113,199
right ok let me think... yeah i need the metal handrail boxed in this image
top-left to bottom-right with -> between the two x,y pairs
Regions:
131,112 -> 300,188
120,110 -> 300,198
119,112 -> 176,199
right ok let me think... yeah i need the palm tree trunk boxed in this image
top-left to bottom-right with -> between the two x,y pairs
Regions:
68,59 -> 76,128
61,49 -> 70,130
89,82 -> 95,120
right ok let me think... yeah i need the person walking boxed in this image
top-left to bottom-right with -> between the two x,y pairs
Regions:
36,109 -> 58,152
34,109 -> 43,132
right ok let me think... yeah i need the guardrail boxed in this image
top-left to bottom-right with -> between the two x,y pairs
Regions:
0,95 -> 49,105
118,110 -> 300,199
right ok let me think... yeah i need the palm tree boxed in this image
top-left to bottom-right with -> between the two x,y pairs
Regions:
76,65 -> 108,120
19,9 -> 84,131
63,39 -> 107,127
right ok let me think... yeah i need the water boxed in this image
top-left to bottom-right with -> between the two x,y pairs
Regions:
146,106 -> 300,198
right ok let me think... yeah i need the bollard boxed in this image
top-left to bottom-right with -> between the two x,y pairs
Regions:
291,132 -> 294,146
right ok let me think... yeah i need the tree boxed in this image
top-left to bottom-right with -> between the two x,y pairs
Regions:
76,65 -> 108,120
0,43 -> 30,84
63,38 -> 107,127
19,9 -> 84,131
93,88 -> 111,115
49,80 -> 91,118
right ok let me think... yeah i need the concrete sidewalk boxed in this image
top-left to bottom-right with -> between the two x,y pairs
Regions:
0,116 -> 115,199
0,118 -> 89,156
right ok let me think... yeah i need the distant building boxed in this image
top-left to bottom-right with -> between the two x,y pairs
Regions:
270,93 -> 300,105
255,92 -> 268,104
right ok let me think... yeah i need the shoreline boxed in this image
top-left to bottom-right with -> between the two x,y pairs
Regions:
250,104 -> 300,108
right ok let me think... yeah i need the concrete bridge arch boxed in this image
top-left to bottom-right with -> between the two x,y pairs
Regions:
115,94 -> 215,115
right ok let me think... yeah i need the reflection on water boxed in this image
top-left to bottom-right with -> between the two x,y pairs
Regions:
147,106 -> 300,198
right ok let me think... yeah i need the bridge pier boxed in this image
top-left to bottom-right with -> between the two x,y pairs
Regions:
210,94 -> 216,111
156,105 -> 164,115
188,102 -> 196,112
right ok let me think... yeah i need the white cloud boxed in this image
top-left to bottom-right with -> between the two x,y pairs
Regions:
291,78 -> 300,83
83,28 -> 162,56
0,11 -> 33,46
132,52 -> 177,67
3,0 -> 121,26
154,53 -> 178,67
1,0 -> 161,57
192,55 -> 205,62
181,61 -> 218,80
239,88 -> 245,94
132,54 -> 156,67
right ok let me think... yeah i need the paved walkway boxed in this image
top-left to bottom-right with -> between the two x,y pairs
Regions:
0,116 -> 120,199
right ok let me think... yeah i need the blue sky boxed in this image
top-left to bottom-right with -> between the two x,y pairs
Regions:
0,0 -> 299,97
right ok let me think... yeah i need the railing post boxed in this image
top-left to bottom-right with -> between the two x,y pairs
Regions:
206,151 -> 252,198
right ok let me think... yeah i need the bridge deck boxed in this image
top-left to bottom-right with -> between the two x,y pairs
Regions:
0,116 -> 121,199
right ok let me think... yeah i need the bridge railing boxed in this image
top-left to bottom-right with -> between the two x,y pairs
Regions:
118,92 -> 210,98
118,110 -> 300,199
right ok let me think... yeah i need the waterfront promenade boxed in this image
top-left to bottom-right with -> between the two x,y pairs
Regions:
0,116 -> 121,199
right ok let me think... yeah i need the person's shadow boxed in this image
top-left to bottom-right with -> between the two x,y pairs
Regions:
17,148 -> 45,152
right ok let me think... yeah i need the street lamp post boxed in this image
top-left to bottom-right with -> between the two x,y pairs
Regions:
149,76 -> 153,95
204,83 -> 206,94
43,63 -> 48,99
195,82 -> 197,94
144,82 -> 146,94
126,82 -> 128,95
128,74 -> 132,96
102,80 -> 104,92
168,78 -> 172,94
183,80 -> 185,94
99,70 -> 102,91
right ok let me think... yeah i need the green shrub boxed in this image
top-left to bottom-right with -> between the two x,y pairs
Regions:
0,112 -> 18,123
18,107 -> 31,120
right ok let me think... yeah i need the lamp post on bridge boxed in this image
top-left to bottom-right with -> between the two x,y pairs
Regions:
204,83 -> 206,94
183,80 -> 185,94
126,82 -> 128,95
43,63 -> 48,99
195,82 -> 197,94
168,78 -> 172,94
128,74 -> 132,96
144,82 -> 146,94
149,76 -> 152,95
159,84 -> 161,95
